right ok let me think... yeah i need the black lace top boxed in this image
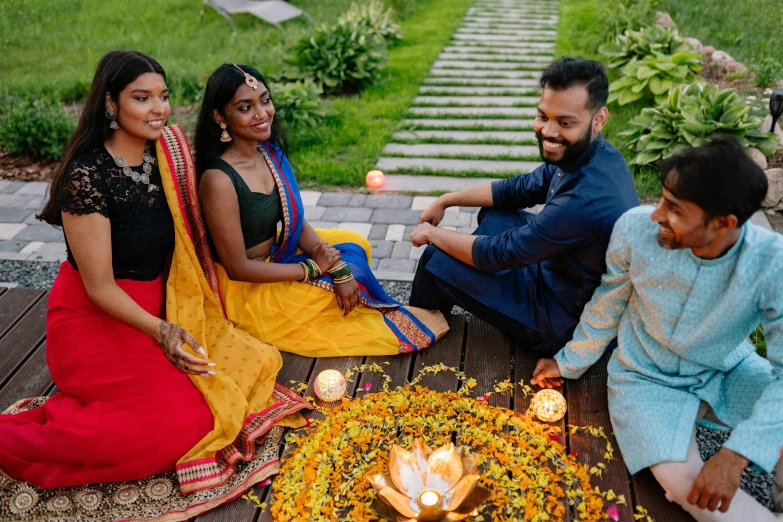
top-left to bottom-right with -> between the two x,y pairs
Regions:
57,148 -> 175,281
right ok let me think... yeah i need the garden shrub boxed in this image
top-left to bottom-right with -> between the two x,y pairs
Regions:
597,0 -> 658,46
0,99 -> 75,160
750,57 -> 783,88
600,25 -> 694,70
622,83 -> 780,167
338,0 -> 402,45
269,80 -> 333,129
282,20 -> 388,95
607,50 -> 703,105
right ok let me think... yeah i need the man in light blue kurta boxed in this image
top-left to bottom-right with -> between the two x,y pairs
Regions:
532,137 -> 783,521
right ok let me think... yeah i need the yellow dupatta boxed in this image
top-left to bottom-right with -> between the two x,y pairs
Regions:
156,126 -> 309,495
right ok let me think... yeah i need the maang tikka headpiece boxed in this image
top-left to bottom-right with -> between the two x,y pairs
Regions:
232,64 -> 258,90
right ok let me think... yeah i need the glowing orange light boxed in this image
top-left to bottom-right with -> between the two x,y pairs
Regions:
366,170 -> 385,189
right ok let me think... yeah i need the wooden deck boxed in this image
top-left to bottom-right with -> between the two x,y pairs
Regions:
0,288 -> 694,521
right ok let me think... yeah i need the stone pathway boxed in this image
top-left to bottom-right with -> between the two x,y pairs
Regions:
375,0 -> 560,192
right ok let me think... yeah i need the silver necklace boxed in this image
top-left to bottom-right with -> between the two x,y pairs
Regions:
106,142 -> 159,193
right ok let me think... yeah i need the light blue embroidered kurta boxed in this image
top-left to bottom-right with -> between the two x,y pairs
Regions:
554,207 -> 783,474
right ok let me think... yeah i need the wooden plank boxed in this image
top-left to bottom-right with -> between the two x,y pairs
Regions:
632,469 -> 693,521
462,317 -> 512,407
0,341 -> 52,407
194,352 -> 317,522
0,296 -> 48,388
411,314 -> 466,391
358,351 -> 416,392
565,354 -> 635,521
257,355 -> 365,522
0,288 -> 43,339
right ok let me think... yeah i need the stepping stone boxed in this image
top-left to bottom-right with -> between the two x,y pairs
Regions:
451,40 -> 555,49
455,29 -> 557,37
424,77 -> 539,87
393,130 -> 537,141
376,157 -> 540,174
374,174 -> 504,193
442,46 -> 554,57
414,95 -> 539,106
419,85 -> 537,95
402,118 -> 534,129
438,53 -> 552,63
429,69 -> 538,78
434,60 -> 547,70
452,34 -> 556,43
464,17 -> 557,24
408,107 -> 538,117
383,143 -> 539,158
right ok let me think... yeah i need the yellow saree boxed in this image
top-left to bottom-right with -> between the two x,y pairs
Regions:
157,126 -> 309,495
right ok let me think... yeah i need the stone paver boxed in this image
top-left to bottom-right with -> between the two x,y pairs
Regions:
419,86 -> 536,95
304,206 -> 326,221
433,60 -> 544,70
403,118 -> 534,129
385,224 -> 406,242
424,78 -> 539,87
338,222 -> 372,238
376,157 -> 540,174
414,95 -> 539,106
408,107 -> 538,117
371,209 -> 424,225
383,143 -> 539,158
299,190 -> 322,206
394,130 -> 536,141
13,225 -> 62,242
316,193 -> 352,206
322,207 -> 373,222
429,69 -> 539,78
391,241 -> 412,259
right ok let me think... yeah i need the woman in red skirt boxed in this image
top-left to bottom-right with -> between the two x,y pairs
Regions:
0,51 -> 215,489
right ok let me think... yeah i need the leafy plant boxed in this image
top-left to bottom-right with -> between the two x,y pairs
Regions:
0,99 -> 75,160
607,51 -> 703,105
282,20 -> 388,95
338,0 -> 402,45
750,57 -> 783,88
621,83 -> 780,166
600,25 -> 694,70
269,80 -> 333,129
597,0 -> 658,45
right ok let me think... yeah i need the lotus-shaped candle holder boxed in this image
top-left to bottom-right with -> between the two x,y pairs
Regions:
368,439 -> 491,521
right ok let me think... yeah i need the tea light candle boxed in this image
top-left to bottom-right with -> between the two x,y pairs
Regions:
419,490 -> 441,507
530,389 -> 567,422
365,169 -> 385,189
314,369 -> 346,402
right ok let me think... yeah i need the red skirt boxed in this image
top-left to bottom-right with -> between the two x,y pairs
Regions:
0,262 -> 214,489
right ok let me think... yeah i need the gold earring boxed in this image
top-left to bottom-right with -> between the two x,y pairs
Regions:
219,123 -> 231,143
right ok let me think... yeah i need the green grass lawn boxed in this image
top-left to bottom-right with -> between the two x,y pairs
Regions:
658,0 -> 783,66
0,0 -> 473,187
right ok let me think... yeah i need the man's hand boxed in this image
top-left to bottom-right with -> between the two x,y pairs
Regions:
531,358 -> 564,388
418,198 -> 447,226
687,448 -> 748,512
410,222 -> 436,248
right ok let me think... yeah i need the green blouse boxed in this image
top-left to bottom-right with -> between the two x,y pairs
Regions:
206,158 -> 281,257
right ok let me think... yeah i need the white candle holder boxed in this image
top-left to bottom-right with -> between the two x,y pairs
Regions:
314,369 -> 346,402
530,389 -> 567,423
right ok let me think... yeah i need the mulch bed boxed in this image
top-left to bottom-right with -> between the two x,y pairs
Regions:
0,150 -> 56,182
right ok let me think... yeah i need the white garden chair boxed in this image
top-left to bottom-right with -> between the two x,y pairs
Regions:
201,0 -> 313,30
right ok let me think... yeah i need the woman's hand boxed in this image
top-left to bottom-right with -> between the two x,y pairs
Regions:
157,321 -> 215,377
310,242 -> 340,274
334,279 -> 361,316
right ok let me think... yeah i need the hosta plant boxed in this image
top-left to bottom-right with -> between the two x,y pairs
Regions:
282,20 -> 388,95
622,83 -> 780,166
607,51 -> 703,106
269,80 -> 333,130
597,0 -> 657,45
338,0 -> 402,45
600,25 -> 695,70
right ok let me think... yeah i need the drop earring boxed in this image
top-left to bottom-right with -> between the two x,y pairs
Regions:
219,123 -> 232,143
106,109 -> 119,130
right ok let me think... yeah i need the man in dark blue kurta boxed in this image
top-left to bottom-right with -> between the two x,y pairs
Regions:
409,57 -> 639,355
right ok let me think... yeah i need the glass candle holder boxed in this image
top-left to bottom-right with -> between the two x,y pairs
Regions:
314,369 -> 346,402
365,170 -> 385,189
530,389 -> 567,422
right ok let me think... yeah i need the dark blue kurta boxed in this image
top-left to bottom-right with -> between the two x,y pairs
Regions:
423,135 -> 639,352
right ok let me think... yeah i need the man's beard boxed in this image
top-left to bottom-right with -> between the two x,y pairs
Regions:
536,125 -> 593,166
656,234 -> 683,249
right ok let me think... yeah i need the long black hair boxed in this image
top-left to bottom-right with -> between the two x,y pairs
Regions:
39,50 -> 166,226
193,64 -> 288,177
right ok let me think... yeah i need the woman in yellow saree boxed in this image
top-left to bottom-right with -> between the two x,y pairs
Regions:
191,64 -> 448,358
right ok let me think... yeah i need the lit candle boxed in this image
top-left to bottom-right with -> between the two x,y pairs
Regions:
418,490 -> 441,507
365,169 -> 385,189
530,389 -> 567,423
314,369 -> 346,402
